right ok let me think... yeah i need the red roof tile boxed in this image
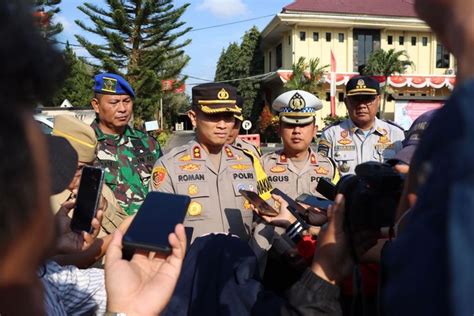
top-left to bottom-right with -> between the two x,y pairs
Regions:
283,0 -> 418,18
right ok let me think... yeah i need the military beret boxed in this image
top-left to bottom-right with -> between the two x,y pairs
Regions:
52,115 -> 97,163
94,73 -> 135,98
346,76 -> 380,96
192,83 -> 241,114
272,90 -> 322,125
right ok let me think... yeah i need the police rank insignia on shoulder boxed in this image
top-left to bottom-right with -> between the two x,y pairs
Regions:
187,201 -> 202,216
180,163 -> 201,171
193,146 -> 201,159
225,146 -> 234,158
152,166 -> 167,188
289,92 -> 306,111
179,154 -> 192,162
270,166 -> 286,173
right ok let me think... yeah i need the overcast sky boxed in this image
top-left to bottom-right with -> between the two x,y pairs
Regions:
56,0 -> 291,93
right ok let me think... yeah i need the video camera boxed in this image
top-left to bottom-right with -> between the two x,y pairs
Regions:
303,162 -> 405,233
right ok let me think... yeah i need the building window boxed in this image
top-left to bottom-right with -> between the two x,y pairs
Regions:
387,35 -> 393,45
326,32 -> 331,42
313,32 -> 319,41
338,33 -> 344,42
325,92 -> 330,101
399,36 -> 404,45
269,52 -> 272,71
276,44 -> 282,68
288,36 -> 291,45
436,42 -> 450,68
353,29 -> 381,72
338,92 -> 344,102
422,37 -> 428,46
300,31 -> 306,41
411,36 -> 417,46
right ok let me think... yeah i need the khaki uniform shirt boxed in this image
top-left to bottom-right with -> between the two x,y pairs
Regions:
50,185 -> 128,238
261,148 -> 339,200
150,140 -> 258,242
318,118 -> 405,175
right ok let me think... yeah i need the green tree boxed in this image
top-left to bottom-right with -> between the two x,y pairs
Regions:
35,0 -> 63,39
215,43 -> 241,82
362,48 -> 414,118
284,56 -> 328,97
75,0 -> 191,121
52,43 -> 94,107
214,26 -> 264,125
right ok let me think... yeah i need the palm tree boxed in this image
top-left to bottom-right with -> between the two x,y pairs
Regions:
363,49 -> 414,118
285,56 -> 329,97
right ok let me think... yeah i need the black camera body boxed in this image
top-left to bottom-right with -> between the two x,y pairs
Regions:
337,162 -> 405,233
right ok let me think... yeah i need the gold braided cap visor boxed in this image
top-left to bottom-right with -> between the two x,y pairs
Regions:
346,88 -> 378,96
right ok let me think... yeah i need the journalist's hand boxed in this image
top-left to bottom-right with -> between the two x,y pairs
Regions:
55,198 -> 104,254
311,194 -> 353,285
105,224 -> 187,316
251,194 -> 297,229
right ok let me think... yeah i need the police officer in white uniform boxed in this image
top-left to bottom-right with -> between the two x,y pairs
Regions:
318,76 -> 405,175
262,90 -> 339,199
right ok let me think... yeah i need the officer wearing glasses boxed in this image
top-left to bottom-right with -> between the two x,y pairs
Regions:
318,76 -> 405,175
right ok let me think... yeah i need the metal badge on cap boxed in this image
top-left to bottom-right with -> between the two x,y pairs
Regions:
102,77 -> 118,93
217,88 -> 230,100
289,92 -> 306,111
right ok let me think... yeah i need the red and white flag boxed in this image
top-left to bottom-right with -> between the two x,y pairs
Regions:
330,50 -> 337,116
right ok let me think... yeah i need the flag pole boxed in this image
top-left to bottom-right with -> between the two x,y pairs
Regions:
330,50 -> 337,117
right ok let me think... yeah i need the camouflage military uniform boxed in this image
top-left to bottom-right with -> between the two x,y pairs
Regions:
318,118 -> 405,175
150,140 -> 262,242
261,148 -> 339,200
91,120 -> 162,215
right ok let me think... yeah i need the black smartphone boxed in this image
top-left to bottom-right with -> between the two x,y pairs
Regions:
123,192 -> 190,255
296,194 -> 332,212
239,189 -> 279,217
270,188 -> 311,229
316,178 -> 337,201
70,166 -> 104,233
270,188 -> 307,216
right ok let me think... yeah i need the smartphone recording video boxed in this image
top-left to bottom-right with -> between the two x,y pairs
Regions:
70,166 -> 105,233
123,192 -> 190,255
240,189 -> 279,217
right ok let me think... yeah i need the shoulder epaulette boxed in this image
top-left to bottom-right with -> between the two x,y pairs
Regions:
383,119 -> 405,131
321,120 -> 343,132
166,143 -> 189,158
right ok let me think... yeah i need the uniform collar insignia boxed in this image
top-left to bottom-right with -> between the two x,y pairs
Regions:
224,145 -> 234,159
192,145 -> 202,159
279,152 -> 288,163
310,153 -> 317,165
